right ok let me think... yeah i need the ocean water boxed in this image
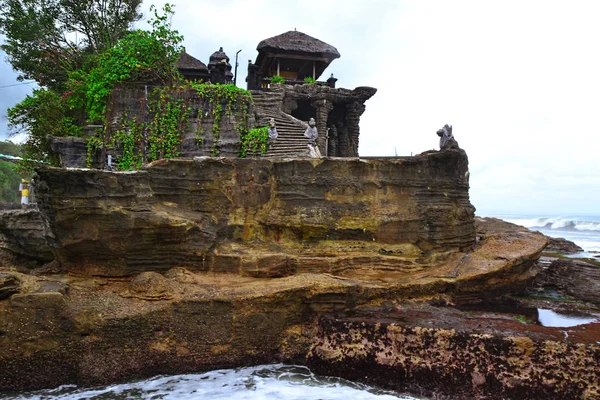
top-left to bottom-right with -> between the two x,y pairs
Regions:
485,213 -> 600,256
0,364 -> 421,400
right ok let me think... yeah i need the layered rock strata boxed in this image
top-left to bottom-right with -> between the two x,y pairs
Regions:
34,151 -> 475,276
0,218 -> 548,392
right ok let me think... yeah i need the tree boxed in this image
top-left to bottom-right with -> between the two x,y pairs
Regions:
7,88 -> 81,166
0,140 -> 22,157
0,0 -> 142,90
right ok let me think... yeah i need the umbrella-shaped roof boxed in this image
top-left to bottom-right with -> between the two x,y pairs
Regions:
256,30 -> 340,60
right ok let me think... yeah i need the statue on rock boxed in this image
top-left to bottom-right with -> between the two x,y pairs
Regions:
268,118 -> 278,150
268,118 -> 278,140
437,124 -> 459,150
304,117 -> 321,158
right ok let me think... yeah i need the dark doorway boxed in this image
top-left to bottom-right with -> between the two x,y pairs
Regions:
327,104 -> 348,157
291,100 -> 316,122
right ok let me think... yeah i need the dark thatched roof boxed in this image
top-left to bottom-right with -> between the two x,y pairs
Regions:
257,31 -> 340,60
176,51 -> 208,72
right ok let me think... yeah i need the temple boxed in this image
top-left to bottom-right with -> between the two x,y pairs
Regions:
246,30 -> 341,88
246,30 -> 376,157
49,32 -> 376,167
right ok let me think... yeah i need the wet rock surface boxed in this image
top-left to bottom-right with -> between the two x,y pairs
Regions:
0,272 -> 20,300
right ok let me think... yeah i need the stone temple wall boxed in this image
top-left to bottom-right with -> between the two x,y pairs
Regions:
106,84 -> 256,160
33,150 -> 475,276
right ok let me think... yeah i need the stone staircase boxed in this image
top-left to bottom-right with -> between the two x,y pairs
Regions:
251,89 -> 309,158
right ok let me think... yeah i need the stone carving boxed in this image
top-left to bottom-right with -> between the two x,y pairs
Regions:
437,124 -> 459,150
304,117 -> 321,157
268,118 -> 278,140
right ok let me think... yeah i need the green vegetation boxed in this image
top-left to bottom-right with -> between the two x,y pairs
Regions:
0,140 -> 22,157
68,4 -> 183,122
7,88 -> 82,167
512,315 -> 530,324
0,160 -> 20,203
92,82 -> 253,169
304,77 -> 316,84
270,75 -> 285,84
0,0 -> 142,90
1,0 -> 143,165
3,2 -> 256,171
240,126 -> 269,157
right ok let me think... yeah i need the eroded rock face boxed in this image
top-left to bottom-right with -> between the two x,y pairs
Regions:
34,153 -> 475,276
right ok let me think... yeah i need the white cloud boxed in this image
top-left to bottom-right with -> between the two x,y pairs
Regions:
2,0 -> 599,215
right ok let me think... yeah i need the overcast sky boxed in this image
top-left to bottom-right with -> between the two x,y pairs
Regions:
1,0 -> 599,216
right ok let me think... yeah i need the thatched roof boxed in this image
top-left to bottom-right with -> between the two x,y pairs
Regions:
176,51 -> 208,72
256,31 -> 340,60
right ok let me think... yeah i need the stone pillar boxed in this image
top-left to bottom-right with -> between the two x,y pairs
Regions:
311,99 -> 334,156
247,61 -> 260,90
346,102 -> 366,157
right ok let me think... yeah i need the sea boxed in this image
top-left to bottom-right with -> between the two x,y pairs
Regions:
484,213 -> 600,256
0,364 -> 421,400
3,213 -> 598,400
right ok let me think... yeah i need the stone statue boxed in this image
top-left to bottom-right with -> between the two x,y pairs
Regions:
268,118 -> 278,140
304,117 -> 321,157
436,124 -> 459,150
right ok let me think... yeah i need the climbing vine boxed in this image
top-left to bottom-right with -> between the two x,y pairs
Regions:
189,82 -> 253,156
86,82 -> 254,169
146,86 -> 189,161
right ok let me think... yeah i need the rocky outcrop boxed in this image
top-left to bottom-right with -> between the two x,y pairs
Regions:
544,237 -> 584,254
0,209 -> 54,266
307,304 -> 600,400
34,152 -> 475,276
531,258 -> 600,305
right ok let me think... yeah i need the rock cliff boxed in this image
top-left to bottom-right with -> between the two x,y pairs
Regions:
34,151 -> 475,276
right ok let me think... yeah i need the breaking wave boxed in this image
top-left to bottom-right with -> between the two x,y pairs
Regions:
505,217 -> 600,232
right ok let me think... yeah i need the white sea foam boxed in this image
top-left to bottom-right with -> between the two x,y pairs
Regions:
1,364 -> 420,400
